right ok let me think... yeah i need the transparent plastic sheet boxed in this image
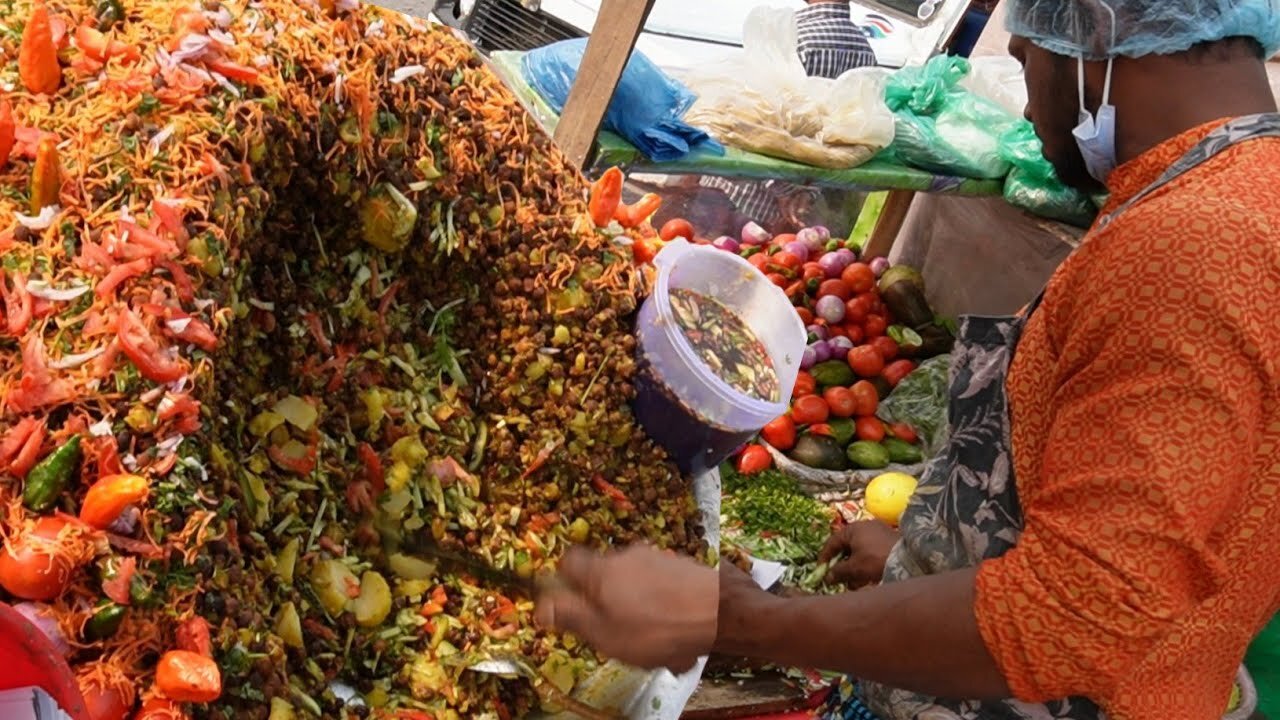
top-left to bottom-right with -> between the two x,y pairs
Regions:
999,122 -> 1099,228
680,8 -> 894,170
958,56 -> 1027,118
883,55 -> 1020,179
520,39 -> 723,163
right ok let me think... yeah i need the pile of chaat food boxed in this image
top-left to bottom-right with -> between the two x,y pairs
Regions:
0,1 -> 706,718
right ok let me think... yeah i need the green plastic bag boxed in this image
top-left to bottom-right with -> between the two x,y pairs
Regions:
1247,613 -> 1280,720
999,121 -> 1099,228
884,56 -> 1020,180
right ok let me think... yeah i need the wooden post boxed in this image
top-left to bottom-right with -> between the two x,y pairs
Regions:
861,189 -> 916,260
553,0 -> 656,169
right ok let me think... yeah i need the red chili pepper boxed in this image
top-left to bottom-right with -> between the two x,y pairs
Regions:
588,167 -> 624,228
357,442 -> 385,494
590,474 -> 635,512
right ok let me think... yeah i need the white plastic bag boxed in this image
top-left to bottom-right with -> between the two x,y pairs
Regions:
959,56 -> 1028,118
680,7 -> 894,169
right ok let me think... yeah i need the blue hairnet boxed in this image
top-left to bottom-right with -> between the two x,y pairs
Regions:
1005,0 -> 1280,60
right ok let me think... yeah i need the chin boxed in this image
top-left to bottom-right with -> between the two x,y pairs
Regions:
1043,148 -> 1097,193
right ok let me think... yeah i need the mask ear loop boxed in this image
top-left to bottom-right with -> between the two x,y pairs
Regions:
1079,2 -> 1118,112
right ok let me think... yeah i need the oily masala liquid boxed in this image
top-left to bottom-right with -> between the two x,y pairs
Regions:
669,288 -> 780,402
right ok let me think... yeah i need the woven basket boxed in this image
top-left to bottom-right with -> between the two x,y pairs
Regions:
763,442 -> 927,499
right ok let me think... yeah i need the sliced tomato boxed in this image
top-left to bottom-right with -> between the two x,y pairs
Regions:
8,419 -> 47,479
117,221 -> 178,259
116,307 -> 186,383
95,258 -> 152,299
0,417 -> 44,470
1,270 -> 33,336
150,199 -> 189,244
205,58 -> 261,85
101,556 -> 136,605
5,336 -> 78,412
175,616 -> 213,657
155,260 -> 195,305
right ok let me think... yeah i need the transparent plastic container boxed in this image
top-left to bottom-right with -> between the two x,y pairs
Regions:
633,240 -> 806,476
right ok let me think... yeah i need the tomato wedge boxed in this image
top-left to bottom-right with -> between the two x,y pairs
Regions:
116,307 -> 186,383
205,58 -> 261,85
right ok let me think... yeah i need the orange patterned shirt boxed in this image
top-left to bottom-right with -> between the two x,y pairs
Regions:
974,120 -> 1280,720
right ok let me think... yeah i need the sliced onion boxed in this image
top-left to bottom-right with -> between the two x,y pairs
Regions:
165,317 -> 193,334
169,34 -> 213,65
89,418 -> 114,437
49,346 -> 107,370
815,295 -> 846,324
711,236 -> 740,254
108,506 -> 141,535
16,205 -> 59,230
740,222 -> 771,246
390,65 -> 426,84
828,335 -> 854,360
782,241 -> 810,262
148,124 -> 177,155
25,279 -> 90,301
810,340 -> 832,364
13,602 -> 70,657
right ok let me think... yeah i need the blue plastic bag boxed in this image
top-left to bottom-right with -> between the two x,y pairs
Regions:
521,39 -> 724,163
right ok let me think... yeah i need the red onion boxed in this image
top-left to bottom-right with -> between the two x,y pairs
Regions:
13,602 -> 70,656
815,295 -> 846,324
108,505 -> 141,535
810,340 -> 832,364
800,345 -> 818,370
712,236 -> 741,254
740,222 -> 772,246
782,241 -> 810,262
828,335 -> 854,360
811,226 -> 832,242
833,248 -> 858,267
816,252 -> 846,279
795,228 -> 824,254
806,324 -> 829,341
870,257 -> 891,278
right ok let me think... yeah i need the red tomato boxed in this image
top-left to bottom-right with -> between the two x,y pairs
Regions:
0,517 -> 88,601
772,233 -> 797,248
659,218 -> 696,242
135,698 -> 187,720
155,650 -> 222,703
117,307 -> 186,383
785,281 -> 807,303
817,279 -> 853,302
840,263 -> 876,294
176,617 -> 213,657
883,359 -> 917,387
888,422 -> 919,445
823,387 -> 857,418
850,381 -> 879,418
847,346 -> 885,378
761,416 -> 797,451
845,325 -> 864,344
82,681 -> 130,720
749,253 -> 769,271
793,371 -> 817,398
735,445 -> 772,475
869,336 -> 899,362
828,325 -> 847,339
791,395 -> 830,425
795,307 -> 814,326
863,314 -> 887,339
807,423 -> 833,438
855,417 -> 886,442
801,263 -> 825,284
768,252 -> 802,273
765,273 -> 788,289
844,294 -> 873,325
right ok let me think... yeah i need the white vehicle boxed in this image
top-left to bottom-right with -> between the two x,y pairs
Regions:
431,0 -> 971,73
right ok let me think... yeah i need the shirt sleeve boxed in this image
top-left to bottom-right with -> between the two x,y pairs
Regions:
973,218 -> 1269,705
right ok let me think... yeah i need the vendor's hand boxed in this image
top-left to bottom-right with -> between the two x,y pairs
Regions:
535,545 -> 718,673
818,520 -> 900,590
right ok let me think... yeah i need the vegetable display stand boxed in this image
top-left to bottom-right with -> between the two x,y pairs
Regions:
0,602 -> 90,720
763,443 -> 926,500
634,240 -> 806,476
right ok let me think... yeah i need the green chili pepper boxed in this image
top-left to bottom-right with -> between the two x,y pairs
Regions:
129,573 -> 155,607
84,603 -> 126,641
22,435 -> 81,512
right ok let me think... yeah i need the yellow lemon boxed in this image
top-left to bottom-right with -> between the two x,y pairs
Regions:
864,472 -> 918,526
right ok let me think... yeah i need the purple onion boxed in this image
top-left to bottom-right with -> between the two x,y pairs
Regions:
782,240 -> 810,262
795,228 -> 824,254
815,295 -> 846,324
712,235 -> 741,254
109,505 -> 141,535
811,226 -> 832,242
870,257 -> 891,278
806,323 -> 829,341
816,252 -> 845,279
800,345 -> 818,370
810,340 -> 832,364
828,335 -> 855,360
13,603 -> 70,656
833,248 -> 858,268
740,221 -> 772,246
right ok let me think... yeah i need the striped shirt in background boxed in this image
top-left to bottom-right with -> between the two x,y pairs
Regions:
700,3 -> 877,231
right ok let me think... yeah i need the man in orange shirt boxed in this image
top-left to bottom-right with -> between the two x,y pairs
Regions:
535,1 -> 1280,719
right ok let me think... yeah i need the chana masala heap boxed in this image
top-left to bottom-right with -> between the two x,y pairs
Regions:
0,1 -> 706,718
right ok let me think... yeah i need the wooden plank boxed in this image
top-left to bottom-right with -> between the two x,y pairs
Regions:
861,189 -> 917,260
552,0 -> 656,169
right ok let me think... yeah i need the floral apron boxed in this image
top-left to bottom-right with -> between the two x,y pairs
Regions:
823,113 -> 1280,720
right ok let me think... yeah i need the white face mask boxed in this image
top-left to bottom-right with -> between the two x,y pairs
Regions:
1072,56 -> 1117,184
